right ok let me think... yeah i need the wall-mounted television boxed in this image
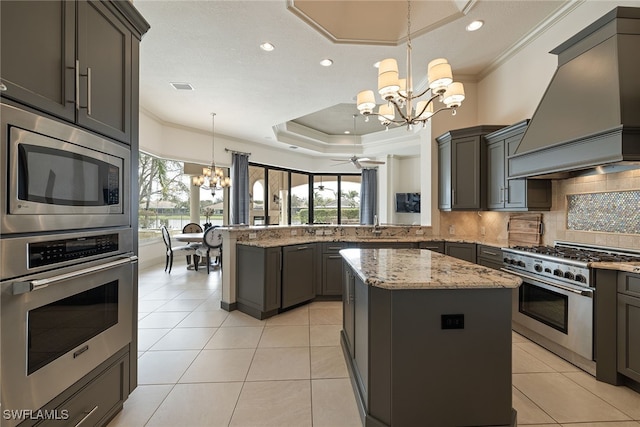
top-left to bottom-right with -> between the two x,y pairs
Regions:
395,193 -> 421,213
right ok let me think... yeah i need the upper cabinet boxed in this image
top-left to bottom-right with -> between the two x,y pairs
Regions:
0,0 -> 149,144
485,121 -> 552,211
437,125 -> 504,211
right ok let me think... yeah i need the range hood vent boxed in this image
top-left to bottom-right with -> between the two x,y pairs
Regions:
509,7 -> 640,179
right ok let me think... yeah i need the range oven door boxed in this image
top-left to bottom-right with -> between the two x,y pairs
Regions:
0,254 -> 136,424
505,268 -> 594,361
0,104 -> 131,234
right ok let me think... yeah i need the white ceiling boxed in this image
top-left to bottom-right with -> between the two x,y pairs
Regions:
135,0 -> 569,157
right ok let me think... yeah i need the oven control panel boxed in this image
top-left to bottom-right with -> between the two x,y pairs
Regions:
28,234 -> 119,268
503,252 -> 591,287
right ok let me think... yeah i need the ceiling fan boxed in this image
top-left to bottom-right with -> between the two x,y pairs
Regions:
330,155 -> 385,169
331,115 -> 385,169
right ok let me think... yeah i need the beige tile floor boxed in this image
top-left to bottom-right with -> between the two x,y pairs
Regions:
108,262 -> 640,427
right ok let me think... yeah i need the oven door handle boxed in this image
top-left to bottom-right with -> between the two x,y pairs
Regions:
12,255 -> 138,295
500,268 -> 594,297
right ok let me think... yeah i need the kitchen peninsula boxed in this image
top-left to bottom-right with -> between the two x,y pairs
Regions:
340,248 -> 521,427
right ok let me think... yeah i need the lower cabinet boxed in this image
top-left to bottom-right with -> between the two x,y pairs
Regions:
618,272 -> 640,383
418,241 -> 445,253
236,245 -> 282,319
445,242 -> 477,263
320,242 -> 348,297
282,243 -> 317,309
477,244 -> 504,270
343,264 -> 355,358
22,348 -> 129,427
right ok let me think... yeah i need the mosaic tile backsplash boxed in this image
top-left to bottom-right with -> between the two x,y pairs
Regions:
567,191 -> 640,234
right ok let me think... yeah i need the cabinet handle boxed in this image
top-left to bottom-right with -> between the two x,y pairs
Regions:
0,82 -> 7,91
75,60 -> 80,110
297,246 -> 308,250
504,187 -> 509,204
499,187 -> 504,203
328,255 -> 342,259
328,246 -> 342,250
74,406 -> 98,427
483,250 -> 498,256
86,67 -> 92,116
452,189 -> 456,204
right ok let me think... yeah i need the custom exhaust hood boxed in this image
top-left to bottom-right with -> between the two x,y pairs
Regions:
508,7 -> 640,179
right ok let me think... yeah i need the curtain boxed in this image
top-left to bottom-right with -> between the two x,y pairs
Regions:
360,168 -> 377,225
231,152 -> 249,224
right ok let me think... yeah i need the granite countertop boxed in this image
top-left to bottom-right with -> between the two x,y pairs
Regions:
590,261 -> 640,274
236,235 -> 500,248
340,248 -> 522,290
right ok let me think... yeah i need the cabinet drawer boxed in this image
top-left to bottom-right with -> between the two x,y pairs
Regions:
477,245 -> 503,264
322,242 -> 348,254
618,272 -> 640,298
38,354 -> 127,426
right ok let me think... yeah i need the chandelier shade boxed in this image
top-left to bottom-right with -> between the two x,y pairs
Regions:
356,0 -> 465,129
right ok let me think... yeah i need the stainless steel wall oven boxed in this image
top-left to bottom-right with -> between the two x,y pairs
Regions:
1,104 -> 136,427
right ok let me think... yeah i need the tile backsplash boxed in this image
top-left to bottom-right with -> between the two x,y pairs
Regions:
567,190 -> 640,234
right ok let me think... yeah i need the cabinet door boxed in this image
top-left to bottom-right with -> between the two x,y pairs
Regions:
487,140 -> 506,209
0,0 -> 76,121
438,139 -> 452,210
617,293 -> 640,382
419,241 -> 445,253
445,242 -> 477,263
343,265 -> 355,358
77,0 -> 131,143
322,253 -> 344,296
452,136 -> 481,209
354,274 -> 369,399
282,244 -> 316,308
505,178 -> 527,209
264,247 -> 282,312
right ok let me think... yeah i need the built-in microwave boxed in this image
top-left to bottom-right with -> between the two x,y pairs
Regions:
1,104 -> 131,234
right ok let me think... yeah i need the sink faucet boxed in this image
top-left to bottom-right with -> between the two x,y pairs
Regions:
372,215 -> 382,235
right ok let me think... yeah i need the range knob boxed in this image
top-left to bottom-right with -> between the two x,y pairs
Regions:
553,269 -> 563,277
564,271 -> 575,281
517,260 -> 526,267
534,264 -> 543,272
575,274 -> 587,283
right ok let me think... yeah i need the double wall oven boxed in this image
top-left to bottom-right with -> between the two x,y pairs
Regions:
1,104 -> 136,426
503,242 -> 640,375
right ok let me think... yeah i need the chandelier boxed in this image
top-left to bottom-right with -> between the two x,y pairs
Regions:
192,113 -> 231,196
356,0 -> 465,130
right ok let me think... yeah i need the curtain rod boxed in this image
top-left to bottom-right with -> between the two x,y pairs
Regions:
225,148 -> 251,156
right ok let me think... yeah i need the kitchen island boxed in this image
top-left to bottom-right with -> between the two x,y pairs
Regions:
340,248 -> 521,427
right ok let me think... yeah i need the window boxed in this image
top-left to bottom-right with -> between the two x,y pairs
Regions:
313,175 -> 338,224
291,172 -> 310,225
340,175 -> 361,224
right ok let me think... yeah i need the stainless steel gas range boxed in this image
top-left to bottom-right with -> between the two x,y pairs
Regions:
502,241 -> 640,375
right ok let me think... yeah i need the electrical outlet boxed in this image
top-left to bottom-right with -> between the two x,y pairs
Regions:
324,230 -> 333,236
415,229 -> 424,235
448,225 -> 455,235
441,314 -> 464,330
480,226 -> 486,236
249,233 -> 257,239
315,230 -> 323,236
290,230 -> 297,236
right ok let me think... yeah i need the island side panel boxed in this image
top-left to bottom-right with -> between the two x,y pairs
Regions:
369,286 -> 392,426
390,288 -> 513,427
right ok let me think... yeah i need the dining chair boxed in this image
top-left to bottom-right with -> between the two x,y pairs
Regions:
161,225 -> 199,273
181,222 -> 204,264
195,225 -> 223,274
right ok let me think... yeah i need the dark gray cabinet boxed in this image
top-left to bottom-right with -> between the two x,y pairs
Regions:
343,264 -> 356,358
486,120 -> 552,211
419,241 -> 445,253
0,0 -> 147,144
477,244 -> 504,270
445,242 -> 477,263
321,242 -> 347,296
282,243 -> 317,309
618,272 -> 640,383
437,125 -> 505,211
357,241 -> 417,249
236,245 -> 282,319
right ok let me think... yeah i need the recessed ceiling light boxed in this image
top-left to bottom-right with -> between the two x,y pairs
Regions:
260,42 -> 275,52
289,145 -> 298,149
170,82 -> 194,91
320,59 -> 333,67
344,131 -> 351,134
466,20 -> 484,32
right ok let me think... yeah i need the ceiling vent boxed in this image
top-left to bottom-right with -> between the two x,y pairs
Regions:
170,82 -> 194,91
